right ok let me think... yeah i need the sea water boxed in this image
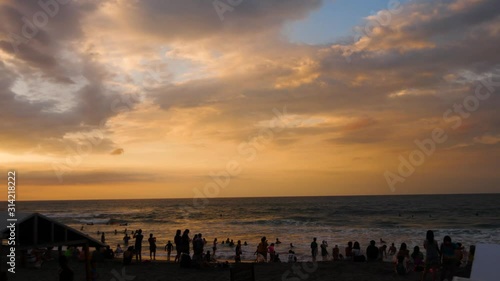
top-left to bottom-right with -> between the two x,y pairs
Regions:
16,194 -> 500,261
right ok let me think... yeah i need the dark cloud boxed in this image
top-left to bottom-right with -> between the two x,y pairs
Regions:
19,170 -> 158,186
116,0 -> 322,41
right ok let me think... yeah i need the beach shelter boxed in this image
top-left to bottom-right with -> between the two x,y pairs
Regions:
0,212 -> 105,280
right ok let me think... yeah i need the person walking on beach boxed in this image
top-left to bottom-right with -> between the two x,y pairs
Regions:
320,240 -> 329,261
421,230 -> 441,281
148,233 -> 157,260
133,229 -> 144,262
311,238 -> 318,262
165,240 -> 173,261
174,229 -> 182,262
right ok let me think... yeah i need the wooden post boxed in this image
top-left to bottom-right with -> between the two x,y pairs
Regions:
51,222 -> 54,243
85,243 -> 91,281
33,215 -> 38,246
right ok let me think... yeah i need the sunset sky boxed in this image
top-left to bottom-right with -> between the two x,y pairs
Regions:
1,0 -> 499,200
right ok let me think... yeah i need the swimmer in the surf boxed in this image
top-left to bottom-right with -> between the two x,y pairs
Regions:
388,243 -> 397,256
380,238 -> 386,244
276,238 -> 282,244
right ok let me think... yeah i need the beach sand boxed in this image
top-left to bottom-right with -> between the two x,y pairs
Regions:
9,258 -> 471,281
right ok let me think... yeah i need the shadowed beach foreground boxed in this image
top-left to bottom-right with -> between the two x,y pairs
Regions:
10,259 -> 471,281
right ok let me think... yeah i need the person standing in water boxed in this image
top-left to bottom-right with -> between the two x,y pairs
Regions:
311,238 -> 318,262
235,240 -> 242,263
165,240 -> 173,261
320,240 -> 329,261
212,238 -> 218,257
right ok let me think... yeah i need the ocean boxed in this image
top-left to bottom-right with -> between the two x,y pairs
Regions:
16,194 -> 500,261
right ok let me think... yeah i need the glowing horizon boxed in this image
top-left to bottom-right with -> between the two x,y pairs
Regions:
1,0 -> 499,200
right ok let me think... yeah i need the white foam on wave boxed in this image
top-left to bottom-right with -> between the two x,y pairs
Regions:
43,212 -> 97,218
79,218 -> 111,224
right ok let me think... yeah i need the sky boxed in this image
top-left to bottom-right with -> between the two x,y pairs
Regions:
0,0 -> 499,200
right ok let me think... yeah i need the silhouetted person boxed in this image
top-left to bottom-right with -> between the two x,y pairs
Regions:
310,238 -> 318,262
421,230 -> 440,281
345,241 -> 353,259
133,229 -> 144,262
123,233 -> 130,247
440,235 -> 457,281
366,240 -> 379,261
165,240 -> 173,261
181,229 -> 190,254
104,245 -> 114,259
148,233 -> 157,260
212,238 -> 218,256
388,243 -> 397,255
123,246 -> 133,265
235,240 -> 242,263
174,229 -> 182,262
352,241 -> 366,262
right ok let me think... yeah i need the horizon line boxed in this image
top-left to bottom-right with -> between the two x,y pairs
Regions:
11,192 -> 500,202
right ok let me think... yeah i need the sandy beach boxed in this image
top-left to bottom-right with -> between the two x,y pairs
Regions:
9,258 -> 472,281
